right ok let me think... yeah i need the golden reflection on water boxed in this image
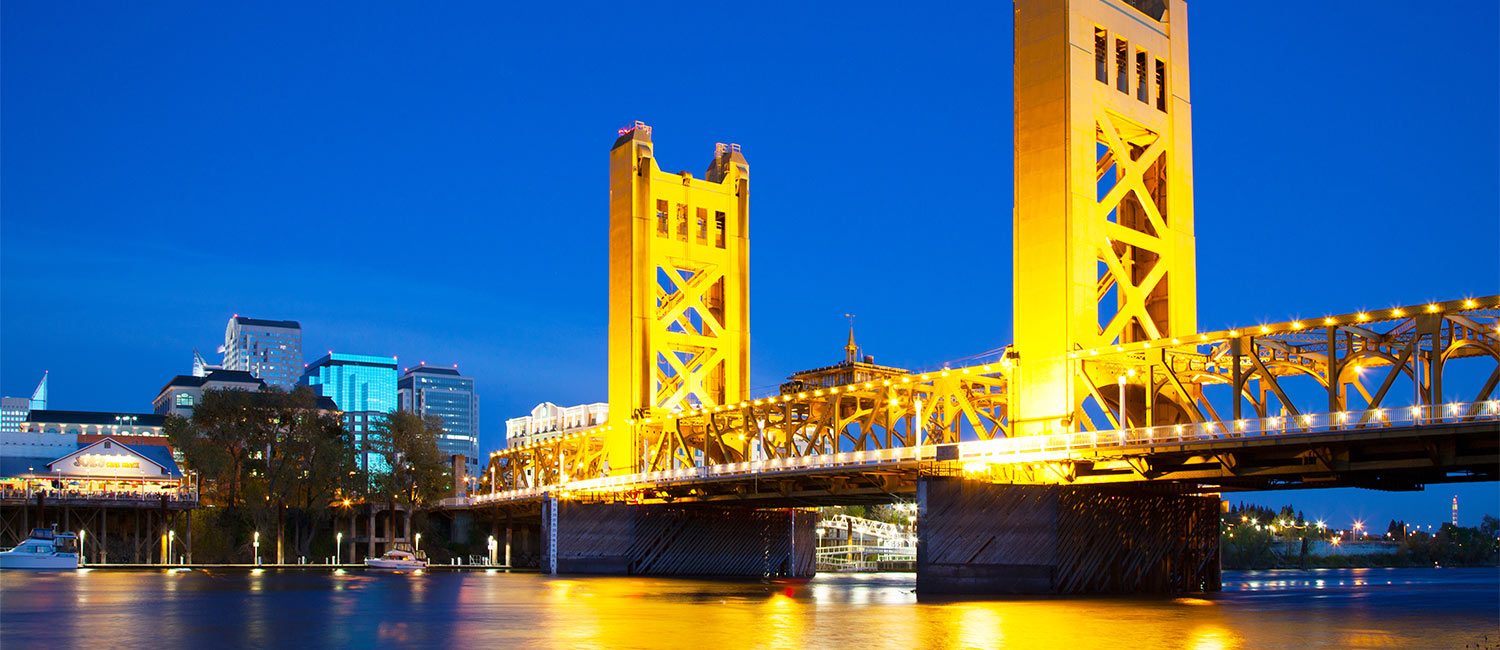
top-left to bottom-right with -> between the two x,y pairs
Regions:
952,603 -> 1005,648
1188,623 -> 1238,650
3,569 -> 1496,649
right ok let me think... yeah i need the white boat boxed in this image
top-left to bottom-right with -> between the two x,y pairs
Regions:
0,527 -> 80,570
365,546 -> 428,571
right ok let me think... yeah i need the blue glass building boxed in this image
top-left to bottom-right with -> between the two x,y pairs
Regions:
301,352 -> 398,476
399,365 -> 479,479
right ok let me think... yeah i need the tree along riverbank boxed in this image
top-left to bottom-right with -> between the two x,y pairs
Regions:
1222,502 -> 1499,570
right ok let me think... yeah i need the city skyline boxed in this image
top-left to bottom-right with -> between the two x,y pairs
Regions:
3,1 -> 1496,528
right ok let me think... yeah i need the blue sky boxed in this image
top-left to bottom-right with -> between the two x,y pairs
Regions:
3,1 -> 1497,527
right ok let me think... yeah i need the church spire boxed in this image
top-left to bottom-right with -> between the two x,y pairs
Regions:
844,314 -> 859,364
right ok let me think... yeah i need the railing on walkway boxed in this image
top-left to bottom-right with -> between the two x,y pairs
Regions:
468,400 -> 1500,504
0,488 -> 199,505
815,544 -> 916,571
819,513 -> 912,544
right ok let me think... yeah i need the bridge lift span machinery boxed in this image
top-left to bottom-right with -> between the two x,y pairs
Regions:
474,0 -> 1499,593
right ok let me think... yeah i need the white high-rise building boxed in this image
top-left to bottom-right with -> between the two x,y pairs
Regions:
221,315 -> 303,389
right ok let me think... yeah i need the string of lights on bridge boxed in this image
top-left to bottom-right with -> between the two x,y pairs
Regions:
491,296 -> 1499,458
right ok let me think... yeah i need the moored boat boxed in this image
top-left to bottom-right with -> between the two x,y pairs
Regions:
365,545 -> 428,571
0,527 -> 80,570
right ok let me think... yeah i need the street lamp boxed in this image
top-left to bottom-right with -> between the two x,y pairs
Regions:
336,531 -> 343,565
168,530 -> 175,565
414,533 -> 422,552
253,531 -> 261,565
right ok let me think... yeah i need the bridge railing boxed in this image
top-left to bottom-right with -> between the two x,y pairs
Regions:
958,401 -> 1500,461
818,513 -> 912,543
470,400 -> 1500,504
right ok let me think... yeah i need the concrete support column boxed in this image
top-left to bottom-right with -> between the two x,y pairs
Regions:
540,499 -> 814,578
367,507 -> 376,559
916,478 -> 1220,595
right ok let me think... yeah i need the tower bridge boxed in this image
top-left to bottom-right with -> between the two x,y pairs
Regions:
450,0 -> 1500,594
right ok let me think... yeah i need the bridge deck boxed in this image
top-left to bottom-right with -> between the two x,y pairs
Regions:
451,409 -> 1499,511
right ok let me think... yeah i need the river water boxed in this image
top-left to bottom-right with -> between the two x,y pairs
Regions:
2,568 -> 1496,649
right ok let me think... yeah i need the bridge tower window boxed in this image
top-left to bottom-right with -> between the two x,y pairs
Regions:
1116,38 -> 1130,94
1155,59 -> 1167,111
1136,50 -> 1149,103
1094,28 -> 1108,83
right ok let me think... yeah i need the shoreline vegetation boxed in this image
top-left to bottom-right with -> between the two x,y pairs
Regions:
1220,501 -> 1499,571
167,388 -> 460,565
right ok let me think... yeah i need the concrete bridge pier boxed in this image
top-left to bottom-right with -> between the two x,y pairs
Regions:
541,497 -> 814,578
916,478 -> 1221,595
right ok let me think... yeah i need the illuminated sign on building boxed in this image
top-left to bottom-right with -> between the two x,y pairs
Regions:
45,438 -> 172,479
73,454 -> 143,471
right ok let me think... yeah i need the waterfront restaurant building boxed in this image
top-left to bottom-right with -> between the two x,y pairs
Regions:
0,436 -> 186,497
2,410 -> 190,498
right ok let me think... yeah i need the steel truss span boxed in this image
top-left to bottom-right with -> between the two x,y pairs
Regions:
467,297 -> 1500,506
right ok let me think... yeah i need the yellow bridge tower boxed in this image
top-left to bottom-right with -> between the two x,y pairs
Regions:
607,123 -> 751,474
1011,0 -> 1197,435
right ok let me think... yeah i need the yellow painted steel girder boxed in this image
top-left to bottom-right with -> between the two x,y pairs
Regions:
606,123 -> 750,475
483,298 -> 1499,494
1011,0 -> 1197,435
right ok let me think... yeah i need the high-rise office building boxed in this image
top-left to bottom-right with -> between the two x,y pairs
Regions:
221,316 -> 303,389
1,372 -> 48,434
1,397 -> 31,434
399,364 -> 479,477
302,352 -> 398,476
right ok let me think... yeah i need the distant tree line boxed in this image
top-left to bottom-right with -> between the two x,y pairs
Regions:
1221,501 -> 1499,570
166,387 -> 451,564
